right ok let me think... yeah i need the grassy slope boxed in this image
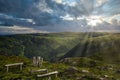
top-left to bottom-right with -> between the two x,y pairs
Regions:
0,54 -> 120,80
63,33 -> 120,63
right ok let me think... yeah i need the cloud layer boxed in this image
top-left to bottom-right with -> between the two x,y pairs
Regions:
0,0 -> 120,33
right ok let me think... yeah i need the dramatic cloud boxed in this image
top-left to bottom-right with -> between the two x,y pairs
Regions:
0,0 -> 120,33
0,25 -> 48,35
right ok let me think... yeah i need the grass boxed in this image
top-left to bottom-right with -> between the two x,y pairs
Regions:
0,54 -> 120,80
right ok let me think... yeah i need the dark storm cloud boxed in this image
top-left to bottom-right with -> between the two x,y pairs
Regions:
0,0 -> 36,16
0,0 -> 60,26
0,0 -> 95,26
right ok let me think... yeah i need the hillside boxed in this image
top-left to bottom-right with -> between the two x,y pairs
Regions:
0,54 -> 120,80
62,33 -> 120,63
0,32 -> 91,61
0,32 -> 120,63
0,32 -> 120,79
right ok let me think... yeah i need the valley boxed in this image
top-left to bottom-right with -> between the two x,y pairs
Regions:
0,32 -> 120,80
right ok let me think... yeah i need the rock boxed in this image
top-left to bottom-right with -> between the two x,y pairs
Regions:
99,77 -> 104,80
99,75 -> 110,80
76,77 -> 82,80
72,62 -> 77,66
97,66 -> 113,71
81,70 -> 89,73
65,67 -> 80,73
108,67 -> 113,70
103,75 -> 109,78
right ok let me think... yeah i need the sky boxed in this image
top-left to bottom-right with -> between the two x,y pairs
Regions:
0,0 -> 120,34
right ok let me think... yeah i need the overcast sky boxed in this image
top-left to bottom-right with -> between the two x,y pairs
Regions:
0,0 -> 120,34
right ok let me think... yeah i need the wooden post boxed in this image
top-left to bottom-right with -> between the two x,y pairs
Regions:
55,74 -> 57,78
20,64 -> 22,70
40,58 -> 43,67
33,56 -> 37,66
48,76 -> 51,80
6,66 -> 9,72
37,56 -> 41,67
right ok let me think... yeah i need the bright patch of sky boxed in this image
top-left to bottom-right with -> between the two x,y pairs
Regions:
54,0 -> 77,6
95,0 -> 108,7
60,14 -> 74,20
37,0 -> 53,13
87,15 -> 103,26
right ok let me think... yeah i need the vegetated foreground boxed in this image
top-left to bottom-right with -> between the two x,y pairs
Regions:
0,55 -> 120,80
0,32 -> 120,80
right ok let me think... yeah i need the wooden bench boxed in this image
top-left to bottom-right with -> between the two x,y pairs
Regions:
36,71 -> 58,79
31,69 -> 48,74
5,63 -> 23,72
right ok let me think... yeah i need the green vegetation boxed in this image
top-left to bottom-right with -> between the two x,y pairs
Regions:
0,32 -> 110,62
0,55 -> 120,80
0,32 -> 89,61
63,33 -> 120,64
0,32 -> 120,80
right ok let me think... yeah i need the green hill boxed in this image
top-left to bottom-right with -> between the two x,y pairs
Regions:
0,32 -> 120,63
0,32 -> 120,80
0,32 -> 91,61
62,33 -> 120,63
